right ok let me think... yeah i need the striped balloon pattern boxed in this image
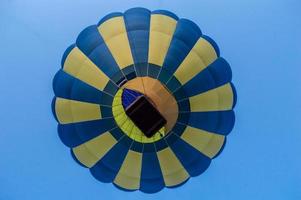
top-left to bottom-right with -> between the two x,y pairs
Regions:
52,7 -> 237,193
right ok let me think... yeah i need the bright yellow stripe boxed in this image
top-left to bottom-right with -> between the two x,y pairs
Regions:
120,119 -> 133,135
131,126 -> 143,143
189,83 -> 233,112
181,126 -> 225,158
174,37 -> 218,84
114,150 -> 142,190
148,14 -> 177,66
55,98 -> 101,124
63,47 -> 109,90
157,147 -> 189,187
72,132 -> 117,168
98,17 -> 134,69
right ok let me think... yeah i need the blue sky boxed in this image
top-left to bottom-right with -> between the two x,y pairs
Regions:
1,0 -> 300,199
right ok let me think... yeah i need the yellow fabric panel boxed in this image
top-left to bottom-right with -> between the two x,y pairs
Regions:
115,112 -> 128,127
55,98 -> 101,124
181,126 -> 225,158
63,47 -> 109,90
114,150 -> 142,190
131,126 -> 143,143
98,17 -> 134,69
120,119 -> 133,136
72,132 -> 117,168
148,14 -> 177,66
189,83 -> 233,112
112,105 -> 124,117
174,37 -> 218,84
157,147 -> 189,187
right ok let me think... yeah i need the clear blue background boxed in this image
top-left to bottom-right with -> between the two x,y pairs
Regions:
1,0 -> 300,199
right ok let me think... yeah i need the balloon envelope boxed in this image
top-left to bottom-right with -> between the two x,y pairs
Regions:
52,7 -> 237,193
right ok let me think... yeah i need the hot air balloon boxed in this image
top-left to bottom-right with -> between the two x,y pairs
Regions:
52,7 -> 237,193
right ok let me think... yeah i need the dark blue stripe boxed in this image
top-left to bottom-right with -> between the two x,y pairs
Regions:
152,10 -> 179,20
166,134 -> 211,177
178,99 -> 190,112
171,123 -> 187,137
100,106 -> 113,118
165,76 -> 181,93
58,118 -> 116,147
188,111 -> 235,135
147,64 -> 160,79
103,81 -> 119,96
177,113 -> 190,125
140,146 -> 165,193
53,70 -> 113,105
76,25 -> 121,79
179,57 -> 232,97
124,8 -> 151,76
61,44 -> 76,68
154,139 -> 168,152
97,12 -> 123,26
109,128 -> 124,141
122,65 -> 137,80
173,88 -> 188,102
158,19 -> 202,82
202,35 -> 220,57
130,141 -> 143,152
90,136 -> 130,183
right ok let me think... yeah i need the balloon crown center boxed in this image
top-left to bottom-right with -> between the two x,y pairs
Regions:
123,90 -> 167,138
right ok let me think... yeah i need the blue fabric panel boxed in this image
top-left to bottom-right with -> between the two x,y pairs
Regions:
76,25 -> 121,78
99,93 -> 113,106
188,111 -> 235,135
177,113 -> 190,125
122,65 -> 137,80
103,81 -> 119,96
109,128 -> 124,141
111,71 -> 126,86
147,64 -> 160,78
130,141 -> 143,152
172,123 -> 187,137
97,12 -> 123,26
158,19 -> 202,80
154,139 -> 168,152
58,118 -> 116,147
202,35 -> 220,57
100,106 -> 113,118
178,99 -> 190,112
181,57 -> 232,97
53,70 -> 108,105
165,76 -> 181,93
157,68 -> 172,84
90,136 -> 130,183
173,88 -> 188,102
124,8 -> 151,76
122,88 -> 142,109
61,44 -> 76,68
166,134 -> 211,177
152,10 -> 179,20
140,145 -> 165,193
